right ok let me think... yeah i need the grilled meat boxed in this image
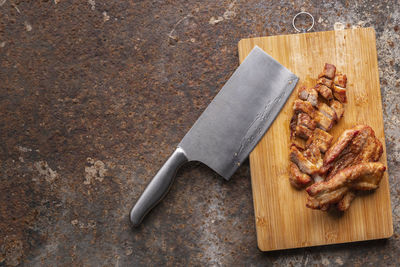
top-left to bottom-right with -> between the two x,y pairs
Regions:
306,128 -> 333,153
334,73 -> 347,88
289,162 -> 312,189
295,125 -> 313,140
293,99 -> 315,117
322,125 -> 383,180
315,84 -> 333,100
318,63 -> 336,79
330,100 -> 344,120
332,85 -> 347,103
317,102 -> 338,122
317,77 -> 333,88
298,86 -> 318,107
290,146 -> 321,175
314,110 -> 334,131
306,162 -> 386,210
298,113 -> 316,130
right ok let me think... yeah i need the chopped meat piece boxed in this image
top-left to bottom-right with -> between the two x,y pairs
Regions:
290,146 -> 320,175
318,63 -> 336,79
297,113 -> 316,130
314,110 -> 334,131
317,77 -> 333,88
317,102 -> 338,122
330,100 -> 344,120
334,73 -> 347,88
306,128 -> 333,153
298,86 -> 318,107
291,137 -> 306,150
290,113 -> 298,138
314,84 -> 333,100
293,100 -> 315,117
295,125 -> 313,140
303,144 -> 323,169
322,125 -> 383,180
332,85 -> 347,103
306,162 -> 386,210
289,162 -> 312,189
337,191 -> 356,211
298,86 -> 309,100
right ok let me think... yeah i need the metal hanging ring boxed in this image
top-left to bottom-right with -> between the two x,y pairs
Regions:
292,11 -> 314,33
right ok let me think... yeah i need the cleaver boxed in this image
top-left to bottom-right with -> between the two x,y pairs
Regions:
130,46 -> 298,226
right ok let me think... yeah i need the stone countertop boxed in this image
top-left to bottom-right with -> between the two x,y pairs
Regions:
0,0 -> 399,266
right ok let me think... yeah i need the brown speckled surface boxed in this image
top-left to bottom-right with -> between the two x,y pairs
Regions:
0,0 -> 399,266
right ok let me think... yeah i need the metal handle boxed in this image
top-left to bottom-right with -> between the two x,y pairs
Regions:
130,147 -> 188,227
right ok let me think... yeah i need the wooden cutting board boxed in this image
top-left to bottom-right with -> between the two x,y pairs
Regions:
238,28 -> 393,251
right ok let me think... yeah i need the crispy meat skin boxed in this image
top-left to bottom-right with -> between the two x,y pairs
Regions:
295,125 -> 313,140
333,85 -> 347,103
315,84 -> 333,100
314,110 -> 334,131
330,100 -> 344,120
298,113 -> 316,130
337,191 -> 356,211
289,162 -> 312,189
317,77 -> 333,88
293,99 -> 315,117
306,128 -> 333,153
291,137 -> 306,150
322,125 -> 383,180
319,63 -> 336,79
334,73 -> 347,88
290,146 -> 320,175
317,102 -> 338,122
306,162 -> 386,210
298,87 -> 318,107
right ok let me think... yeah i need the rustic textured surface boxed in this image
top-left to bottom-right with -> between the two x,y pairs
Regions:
0,0 -> 399,266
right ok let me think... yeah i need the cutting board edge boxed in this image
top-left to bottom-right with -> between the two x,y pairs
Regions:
237,27 -> 376,48
256,233 -> 394,252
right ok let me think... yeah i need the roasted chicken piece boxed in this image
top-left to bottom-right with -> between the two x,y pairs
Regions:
317,77 -> 333,88
297,113 -> 316,130
293,99 -> 315,117
330,100 -> 344,120
306,128 -> 333,153
306,162 -> 386,210
318,63 -> 336,79
289,162 -> 312,189
322,125 -> 383,180
317,102 -> 338,122
298,86 -> 318,107
290,146 -> 321,175
332,85 -> 347,103
315,84 -> 333,100
314,110 -> 334,131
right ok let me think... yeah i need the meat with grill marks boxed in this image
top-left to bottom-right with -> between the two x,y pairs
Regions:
306,162 -> 386,210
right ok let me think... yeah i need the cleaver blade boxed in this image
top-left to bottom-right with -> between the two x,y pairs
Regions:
130,46 -> 298,226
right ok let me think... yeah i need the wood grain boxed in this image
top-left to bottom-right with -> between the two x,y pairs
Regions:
238,28 -> 393,251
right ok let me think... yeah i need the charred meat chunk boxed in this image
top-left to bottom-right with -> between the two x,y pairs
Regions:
315,84 -> 333,100
306,162 -> 386,210
306,128 -> 333,153
289,162 -> 312,189
318,63 -> 336,79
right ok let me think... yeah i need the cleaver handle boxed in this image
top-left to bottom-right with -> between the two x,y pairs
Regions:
130,147 -> 188,227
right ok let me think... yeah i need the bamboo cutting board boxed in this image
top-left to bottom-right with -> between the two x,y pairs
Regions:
238,28 -> 393,251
